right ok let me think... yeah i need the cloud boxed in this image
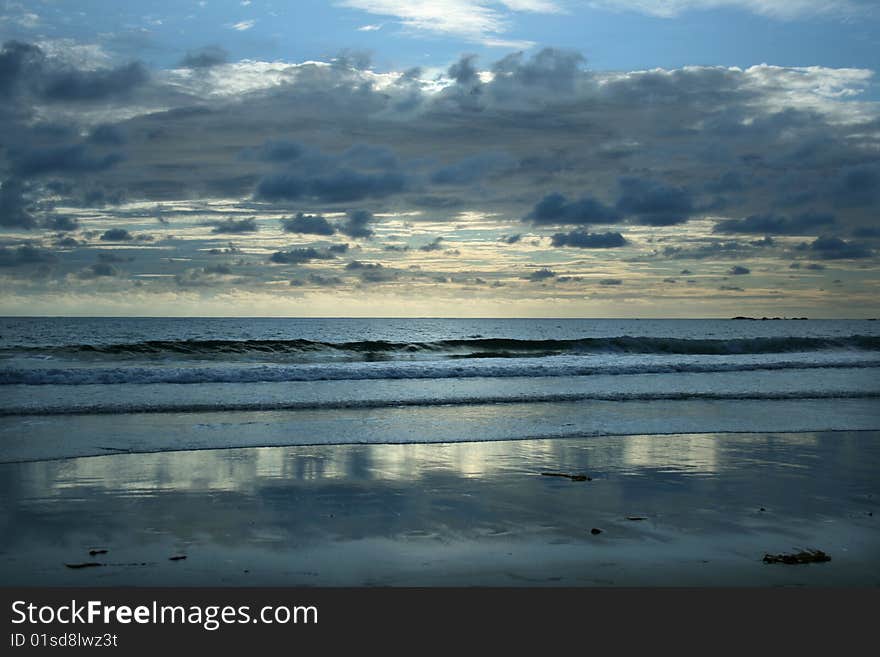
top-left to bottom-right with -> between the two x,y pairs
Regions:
598,278 -> 623,285
616,177 -> 695,226
230,20 -> 256,31
77,262 -> 120,278
430,152 -> 514,185
448,54 -> 480,85
345,260 -> 397,282
550,230 -> 628,248
524,267 -> 555,281
209,218 -> 259,234
255,170 -> 407,203
340,1 -> 548,47
179,46 -> 228,69
714,212 -> 836,235
0,244 -> 56,267
39,62 -> 148,102
831,165 -> 879,209
418,237 -> 444,251
100,228 -> 134,241
45,215 -> 79,232
339,209 -> 376,239
728,265 -> 751,275
87,124 -> 127,146
281,213 -> 337,236
241,140 -> 306,163
804,235 -> 873,259
10,144 -> 124,177
0,178 -> 37,229
527,193 -> 621,225
269,247 -> 340,264
584,1 -> 875,20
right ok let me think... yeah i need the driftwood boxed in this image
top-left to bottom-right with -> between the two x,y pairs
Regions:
762,549 -> 831,565
541,472 -> 591,482
65,562 -> 102,569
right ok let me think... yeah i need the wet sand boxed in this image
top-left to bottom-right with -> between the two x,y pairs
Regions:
1,431 -> 878,586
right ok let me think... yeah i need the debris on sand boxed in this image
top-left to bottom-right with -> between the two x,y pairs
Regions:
590,528 -> 603,535
88,549 -> 108,556
541,472 -> 592,482
169,555 -> 187,561
65,562 -> 103,569
762,549 -> 831,565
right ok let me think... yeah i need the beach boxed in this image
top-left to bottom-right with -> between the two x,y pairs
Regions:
1,317 -> 878,586
2,431 -> 878,587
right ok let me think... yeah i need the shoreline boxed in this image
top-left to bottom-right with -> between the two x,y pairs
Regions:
3,396 -> 878,464
2,431 -> 878,587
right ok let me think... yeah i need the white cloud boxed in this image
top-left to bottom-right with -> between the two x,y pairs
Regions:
585,0 -> 875,20
340,0 -> 553,46
357,23 -> 384,31
229,19 -> 256,31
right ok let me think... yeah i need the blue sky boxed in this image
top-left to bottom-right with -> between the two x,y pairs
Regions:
6,1 -> 879,74
1,1 -> 879,316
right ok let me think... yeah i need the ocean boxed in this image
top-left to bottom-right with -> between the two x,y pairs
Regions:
1,317 -> 879,462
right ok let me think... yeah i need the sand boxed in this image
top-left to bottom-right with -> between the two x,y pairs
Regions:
1,431 -> 878,586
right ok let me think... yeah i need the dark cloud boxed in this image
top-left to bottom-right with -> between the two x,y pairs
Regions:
448,54 -> 479,86
179,46 -> 228,69
338,209 -> 375,239
345,260 -> 396,282
255,170 -> 407,203
804,236 -> 873,259
45,215 -> 80,232
97,252 -> 133,264
728,265 -> 751,275
661,241 -> 747,260
0,41 -> 42,98
616,177 -> 695,226
831,165 -> 879,208
0,178 -> 37,229
100,228 -> 134,241
501,234 -> 521,244
528,193 -> 621,226
524,268 -> 556,282
0,244 -> 56,267
598,278 -> 623,285
418,237 -> 444,252
38,62 -> 148,102
490,49 -> 585,97
550,230 -> 627,248
719,285 -> 744,291
77,262 -> 120,278
269,247 -> 339,264
11,144 -> 124,177
714,212 -> 836,235
210,218 -> 259,234
341,144 -> 399,170
87,124 -> 127,146
307,273 -> 344,287
281,213 -> 336,236
241,140 -> 305,163
430,153 -> 513,185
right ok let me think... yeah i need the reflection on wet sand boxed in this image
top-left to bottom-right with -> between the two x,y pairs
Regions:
1,432 -> 878,586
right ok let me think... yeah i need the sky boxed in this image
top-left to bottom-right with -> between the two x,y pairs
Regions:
1,1 -> 879,317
